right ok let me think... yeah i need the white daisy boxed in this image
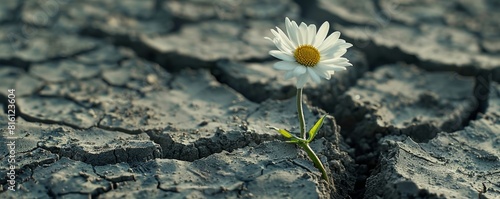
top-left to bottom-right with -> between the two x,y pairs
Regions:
265,17 -> 353,88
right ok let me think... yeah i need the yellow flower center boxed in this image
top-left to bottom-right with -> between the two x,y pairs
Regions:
294,45 -> 320,67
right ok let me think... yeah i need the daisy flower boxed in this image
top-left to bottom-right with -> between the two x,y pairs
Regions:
265,17 -> 353,88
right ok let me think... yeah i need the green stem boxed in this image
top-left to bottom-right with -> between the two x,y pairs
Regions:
295,89 -> 330,184
299,142 -> 330,184
296,88 -> 306,139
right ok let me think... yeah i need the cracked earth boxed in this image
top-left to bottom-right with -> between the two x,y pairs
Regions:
0,0 -> 499,198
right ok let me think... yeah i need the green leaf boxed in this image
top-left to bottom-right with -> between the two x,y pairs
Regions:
268,126 -> 293,138
286,138 -> 301,144
307,115 -> 327,143
268,126 -> 307,143
277,129 -> 293,138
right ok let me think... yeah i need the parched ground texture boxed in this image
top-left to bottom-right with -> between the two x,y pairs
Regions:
0,0 -> 499,199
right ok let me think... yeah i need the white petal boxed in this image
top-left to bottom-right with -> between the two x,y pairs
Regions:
298,22 -> 308,45
320,48 -> 338,58
270,30 -> 291,52
332,66 -> 347,71
273,61 -> 296,71
307,24 -> 316,45
320,39 -> 343,53
292,65 -> 307,76
318,31 -> 340,52
320,45 -> 342,60
333,49 -> 348,58
290,20 -> 301,46
285,17 -> 292,33
313,67 -> 331,80
333,40 -> 353,50
317,64 -> 347,71
272,28 -> 293,50
270,29 -> 280,38
273,38 -> 292,54
284,71 -> 294,80
307,68 -> 321,84
321,58 -> 349,65
286,18 -> 300,47
313,21 -> 329,47
285,18 -> 297,47
276,27 -> 295,49
296,74 -> 309,88
269,50 -> 295,61
335,39 -> 353,48
341,42 -> 353,49
322,40 -> 353,55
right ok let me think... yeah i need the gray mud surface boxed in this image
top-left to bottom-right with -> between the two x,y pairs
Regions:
1,0 -> 499,199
